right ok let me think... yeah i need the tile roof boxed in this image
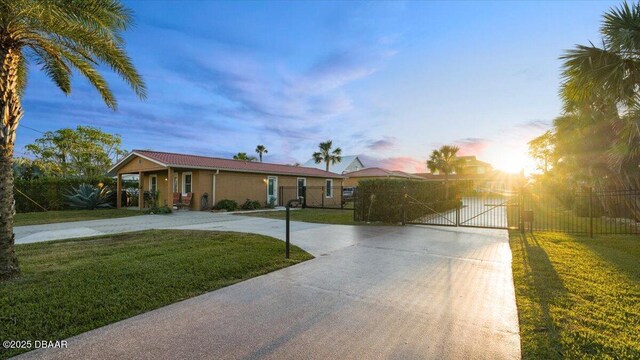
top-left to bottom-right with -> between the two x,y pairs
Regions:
346,167 -> 425,180
116,150 -> 344,178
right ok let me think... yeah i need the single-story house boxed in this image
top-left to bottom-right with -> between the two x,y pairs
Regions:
109,150 -> 345,210
343,167 -> 425,187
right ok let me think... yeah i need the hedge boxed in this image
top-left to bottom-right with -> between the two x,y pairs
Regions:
13,177 -> 138,213
353,179 -> 471,223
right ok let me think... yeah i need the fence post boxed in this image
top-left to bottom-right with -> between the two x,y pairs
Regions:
285,203 -> 291,259
455,192 -> 460,226
302,186 -> 307,209
402,193 -> 407,225
519,186 -> 525,234
589,187 -> 593,238
341,185 -> 344,209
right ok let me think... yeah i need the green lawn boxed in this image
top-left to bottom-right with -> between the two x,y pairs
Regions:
510,231 -> 640,359
241,208 -> 361,225
0,230 -> 312,359
14,209 -> 144,226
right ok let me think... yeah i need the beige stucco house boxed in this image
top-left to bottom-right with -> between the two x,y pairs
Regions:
109,150 -> 345,210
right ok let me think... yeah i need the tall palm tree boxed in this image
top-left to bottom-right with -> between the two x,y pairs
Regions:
312,140 -> 342,172
0,0 -> 146,280
255,145 -> 268,162
561,1 -> 640,188
426,145 -> 463,198
233,152 -> 256,162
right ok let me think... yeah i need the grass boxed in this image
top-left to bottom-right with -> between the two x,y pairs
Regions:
0,230 -> 312,359
510,230 -> 640,359
241,208 -> 362,225
14,209 -> 144,226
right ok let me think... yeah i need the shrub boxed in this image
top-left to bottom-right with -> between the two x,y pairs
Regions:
64,184 -> 114,210
144,205 -> 172,215
13,177 -> 138,213
354,179 -> 470,223
241,199 -> 262,210
215,199 -> 239,212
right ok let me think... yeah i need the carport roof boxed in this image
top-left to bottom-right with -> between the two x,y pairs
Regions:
110,150 -> 345,178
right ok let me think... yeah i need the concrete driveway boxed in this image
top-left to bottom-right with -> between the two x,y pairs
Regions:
15,213 -> 521,359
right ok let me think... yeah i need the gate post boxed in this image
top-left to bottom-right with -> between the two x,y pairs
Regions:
302,186 -> 307,209
402,193 -> 407,225
455,192 -> 461,226
519,186 -> 525,234
589,187 -> 593,238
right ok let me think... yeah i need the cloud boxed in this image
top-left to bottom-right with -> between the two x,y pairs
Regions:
359,154 -> 424,173
453,137 -> 492,156
366,136 -> 396,151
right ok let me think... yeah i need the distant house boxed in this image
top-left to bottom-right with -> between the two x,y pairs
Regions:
343,167 -> 425,187
109,150 -> 344,210
303,155 -> 365,174
414,156 -> 523,192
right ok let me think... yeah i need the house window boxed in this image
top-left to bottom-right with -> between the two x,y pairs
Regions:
149,175 -> 157,193
267,176 -> 278,203
182,172 -> 192,193
325,179 -> 333,198
297,178 -> 306,198
173,173 -> 179,193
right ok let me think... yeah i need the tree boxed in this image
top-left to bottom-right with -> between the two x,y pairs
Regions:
255,145 -> 268,162
0,0 -> 146,280
560,1 -> 640,190
233,152 -> 257,162
26,126 -> 125,177
426,145 -> 463,198
312,140 -> 342,172
528,130 -> 556,174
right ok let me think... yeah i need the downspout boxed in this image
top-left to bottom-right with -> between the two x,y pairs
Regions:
212,169 -> 219,206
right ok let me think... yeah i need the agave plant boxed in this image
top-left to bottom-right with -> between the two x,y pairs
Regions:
65,184 -> 113,210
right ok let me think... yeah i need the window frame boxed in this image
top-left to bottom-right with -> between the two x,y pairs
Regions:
325,179 -> 333,198
182,172 -> 193,194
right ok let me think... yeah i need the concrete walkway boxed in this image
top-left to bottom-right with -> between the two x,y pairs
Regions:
15,214 -> 521,359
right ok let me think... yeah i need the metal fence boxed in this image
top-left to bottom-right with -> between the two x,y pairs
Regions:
279,186 -> 348,209
352,183 -> 640,235
520,188 -> 640,235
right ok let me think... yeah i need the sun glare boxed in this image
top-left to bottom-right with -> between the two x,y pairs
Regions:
483,143 -> 536,175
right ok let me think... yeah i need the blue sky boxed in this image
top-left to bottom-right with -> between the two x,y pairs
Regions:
16,0 -> 619,173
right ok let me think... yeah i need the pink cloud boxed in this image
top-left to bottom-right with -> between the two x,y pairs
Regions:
453,137 -> 491,156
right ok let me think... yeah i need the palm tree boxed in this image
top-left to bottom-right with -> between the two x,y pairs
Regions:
426,145 -> 463,198
560,1 -> 640,188
0,0 -> 146,280
255,145 -> 268,162
312,140 -> 342,172
233,152 -> 256,162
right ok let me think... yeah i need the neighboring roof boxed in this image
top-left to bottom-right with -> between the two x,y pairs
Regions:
458,156 -> 492,168
110,150 -> 345,178
346,167 -> 425,180
303,155 -> 364,174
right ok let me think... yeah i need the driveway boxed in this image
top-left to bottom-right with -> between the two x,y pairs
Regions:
15,214 -> 521,359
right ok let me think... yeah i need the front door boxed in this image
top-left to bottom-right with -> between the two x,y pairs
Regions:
267,176 -> 278,204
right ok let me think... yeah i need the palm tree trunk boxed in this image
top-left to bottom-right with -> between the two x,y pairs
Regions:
0,48 -> 23,280
325,160 -> 329,172
259,153 -> 262,162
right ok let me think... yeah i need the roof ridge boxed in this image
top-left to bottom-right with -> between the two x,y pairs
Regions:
134,149 -> 305,169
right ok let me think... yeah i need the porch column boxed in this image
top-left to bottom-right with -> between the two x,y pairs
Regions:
116,173 -> 122,208
138,171 -> 144,209
167,167 -> 173,208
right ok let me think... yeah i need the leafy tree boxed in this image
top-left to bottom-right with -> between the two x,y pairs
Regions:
26,126 -> 125,177
0,0 -> 146,280
426,145 -> 463,198
312,140 -> 342,172
233,152 -> 257,162
559,1 -> 640,190
255,145 -> 268,162
528,130 -> 556,174
12,157 -> 44,180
